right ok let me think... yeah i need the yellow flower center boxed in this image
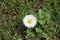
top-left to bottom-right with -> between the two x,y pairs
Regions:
27,19 -> 32,24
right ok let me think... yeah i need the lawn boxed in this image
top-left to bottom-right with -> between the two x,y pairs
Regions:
0,0 -> 60,40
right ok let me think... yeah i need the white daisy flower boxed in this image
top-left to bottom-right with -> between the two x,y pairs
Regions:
23,15 -> 37,28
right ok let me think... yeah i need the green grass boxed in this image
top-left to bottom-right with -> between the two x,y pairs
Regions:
0,0 -> 60,40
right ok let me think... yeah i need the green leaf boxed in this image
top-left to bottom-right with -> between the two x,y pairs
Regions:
38,9 -> 46,25
35,27 -> 42,33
